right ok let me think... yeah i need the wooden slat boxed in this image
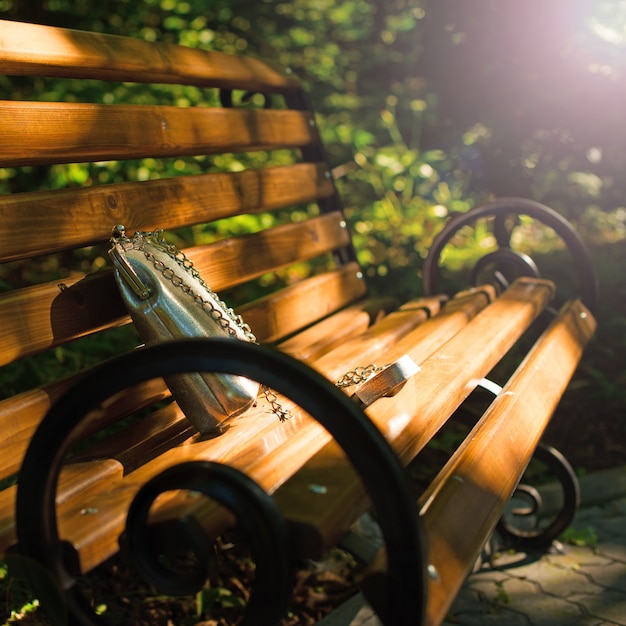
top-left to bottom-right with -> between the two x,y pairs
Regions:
0,216 -> 351,365
304,294 -> 452,382
0,102 -> 316,166
0,458 -> 123,555
268,280 -> 553,559
239,263 -> 368,343
0,163 -> 335,262
41,293 -> 436,572
0,382 -> 73,481
187,212 -> 352,289
73,403 -> 196,475
0,377 -> 172,481
361,300 -> 596,626
0,20 -> 301,92
278,297 -> 401,362
0,272 -> 128,367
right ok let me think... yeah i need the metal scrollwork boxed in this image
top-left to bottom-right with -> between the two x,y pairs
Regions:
497,443 -> 580,549
475,379 -> 580,550
124,460 -> 291,626
422,197 -> 599,314
15,338 -> 427,625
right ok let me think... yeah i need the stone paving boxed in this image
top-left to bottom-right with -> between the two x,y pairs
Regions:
320,467 -> 626,626
445,494 -> 626,625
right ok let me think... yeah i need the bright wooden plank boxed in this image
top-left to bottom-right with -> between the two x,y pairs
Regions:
186,212 -> 352,289
0,459 -> 123,555
0,19 -> 301,92
0,273 -> 128,367
0,216 -> 353,365
0,102 -> 316,166
239,263 -> 368,343
0,377 -> 172,481
278,297 -> 400,363
0,382 -> 72,481
419,300 -> 595,626
43,292 -> 438,572
73,402 -> 196,474
0,163 -> 335,262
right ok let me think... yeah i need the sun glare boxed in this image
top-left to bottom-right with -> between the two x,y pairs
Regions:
587,0 -> 626,46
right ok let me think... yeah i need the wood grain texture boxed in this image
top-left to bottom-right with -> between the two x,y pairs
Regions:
186,211 -> 352,289
0,381 -> 74,480
0,163 -> 335,262
420,299 -> 596,626
29,291 -> 437,571
0,214 -> 351,364
0,376 -> 173,481
0,458 -> 123,555
279,296 -> 412,362
0,19 -> 301,92
238,263 -> 368,343
0,102 -> 316,166
0,273 -> 128,366
88,292 -> 482,566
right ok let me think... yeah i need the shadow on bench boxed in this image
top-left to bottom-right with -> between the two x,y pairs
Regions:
0,19 -> 597,626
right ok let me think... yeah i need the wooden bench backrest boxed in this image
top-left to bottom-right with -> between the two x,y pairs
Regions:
0,22 -> 600,626
0,20 -> 366,487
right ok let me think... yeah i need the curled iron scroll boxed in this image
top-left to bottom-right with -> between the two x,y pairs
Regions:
476,379 -> 580,550
125,460 -> 291,626
422,197 -> 598,314
15,338 -> 427,625
497,443 -> 580,549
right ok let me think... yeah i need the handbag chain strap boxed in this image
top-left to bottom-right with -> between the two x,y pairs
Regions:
139,232 -> 293,419
117,227 -> 386,423
336,364 -> 387,388
142,229 -> 257,343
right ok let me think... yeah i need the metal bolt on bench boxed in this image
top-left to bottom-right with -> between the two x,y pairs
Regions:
0,19 -> 597,626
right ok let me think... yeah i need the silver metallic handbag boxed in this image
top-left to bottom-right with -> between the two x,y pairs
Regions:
109,225 -> 260,434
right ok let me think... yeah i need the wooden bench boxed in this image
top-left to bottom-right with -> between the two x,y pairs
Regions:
0,19 -> 597,626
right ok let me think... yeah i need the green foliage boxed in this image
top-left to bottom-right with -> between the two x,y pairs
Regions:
559,525 -> 599,547
0,560 -> 42,625
1,2 -> 625,620
196,586 -> 245,615
0,325 -> 140,399
331,93 -> 479,298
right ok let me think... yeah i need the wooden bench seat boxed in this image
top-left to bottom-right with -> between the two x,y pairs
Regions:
0,19 -> 596,626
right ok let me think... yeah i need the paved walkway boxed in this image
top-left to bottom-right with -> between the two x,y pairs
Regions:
446,490 -> 626,625
320,466 -> 626,626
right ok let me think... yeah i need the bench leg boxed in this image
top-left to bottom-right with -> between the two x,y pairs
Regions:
15,339 -> 429,625
497,442 -> 580,550
124,460 -> 292,624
